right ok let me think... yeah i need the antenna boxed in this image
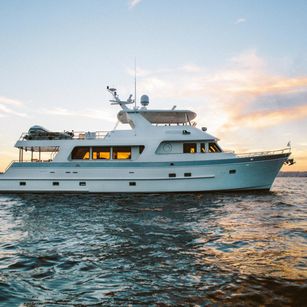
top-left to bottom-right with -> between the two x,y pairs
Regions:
134,57 -> 137,109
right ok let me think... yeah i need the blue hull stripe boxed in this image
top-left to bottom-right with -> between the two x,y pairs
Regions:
11,153 -> 289,168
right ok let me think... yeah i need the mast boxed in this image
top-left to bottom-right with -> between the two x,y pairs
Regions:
134,57 -> 137,109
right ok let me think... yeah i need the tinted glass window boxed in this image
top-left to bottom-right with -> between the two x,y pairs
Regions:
112,146 -> 131,160
209,143 -> 221,153
183,143 -> 197,153
139,145 -> 145,154
92,146 -> 111,160
200,143 -> 206,153
71,147 -> 90,159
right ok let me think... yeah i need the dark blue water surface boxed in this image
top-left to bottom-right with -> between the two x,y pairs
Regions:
0,177 -> 306,306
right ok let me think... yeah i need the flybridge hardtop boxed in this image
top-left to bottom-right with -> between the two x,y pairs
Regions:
0,86 -> 294,193
117,109 -> 197,124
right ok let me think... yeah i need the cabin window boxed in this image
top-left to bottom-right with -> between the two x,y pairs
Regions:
71,147 -> 90,160
139,145 -> 145,154
92,146 -> 111,160
183,143 -> 197,153
209,143 -> 222,153
79,182 -> 86,186
169,173 -> 176,177
200,143 -> 206,153
53,182 -> 59,186
112,146 -> 131,160
184,172 -> 192,177
19,182 -> 26,186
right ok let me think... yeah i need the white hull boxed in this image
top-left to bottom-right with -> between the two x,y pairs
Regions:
0,154 -> 288,193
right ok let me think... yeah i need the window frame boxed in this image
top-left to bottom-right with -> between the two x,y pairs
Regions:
208,142 -> 222,153
112,146 -> 132,160
71,146 -> 91,160
200,143 -> 207,153
92,146 -> 111,160
183,143 -> 197,154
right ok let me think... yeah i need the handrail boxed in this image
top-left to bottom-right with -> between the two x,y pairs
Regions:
72,131 -> 109,140
235,147 -> 291,158
4,160 -> 15,173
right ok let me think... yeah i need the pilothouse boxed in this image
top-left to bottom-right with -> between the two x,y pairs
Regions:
0,87 -> 294,193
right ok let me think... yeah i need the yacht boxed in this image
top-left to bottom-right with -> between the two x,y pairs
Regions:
0,87 -> 294,193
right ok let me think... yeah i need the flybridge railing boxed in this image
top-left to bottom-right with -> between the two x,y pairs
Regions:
235,147 -> 291,158
19,131 -> 110,141
72,131 -> 110,140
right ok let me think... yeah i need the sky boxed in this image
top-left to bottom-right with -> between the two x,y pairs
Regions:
0,0 -> 307,171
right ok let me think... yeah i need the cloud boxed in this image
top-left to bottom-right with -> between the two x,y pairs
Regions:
126,66 -> 153,77
0,96 -> 23,106
131,50 -> 307,133
0,96 -> 27,117
235,17 -> 246,24
40,107 -> 114,122
128,0 -> 142,9
180,64 -> 202,73
224,104 -> 307,130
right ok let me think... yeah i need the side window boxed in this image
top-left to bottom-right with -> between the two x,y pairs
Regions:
209,143 -> 222,153
112,146 -> 131,160
71,147 -> 90,159
183,143 -> 197,153
200,143 -> 206,153
139,145 -> 145,154
92,146 -> 111,160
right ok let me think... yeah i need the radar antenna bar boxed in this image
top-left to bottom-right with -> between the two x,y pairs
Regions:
106,86 -> 134,111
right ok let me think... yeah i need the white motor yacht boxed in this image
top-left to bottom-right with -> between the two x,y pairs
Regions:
0,87 -> 294,193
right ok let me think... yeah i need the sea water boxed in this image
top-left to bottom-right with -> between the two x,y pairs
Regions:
0,177 -> 306,305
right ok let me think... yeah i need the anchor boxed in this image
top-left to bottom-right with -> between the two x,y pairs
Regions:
284,158 -> 296,166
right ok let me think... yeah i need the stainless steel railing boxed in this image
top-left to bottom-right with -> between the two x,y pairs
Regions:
235,147 -> 291,158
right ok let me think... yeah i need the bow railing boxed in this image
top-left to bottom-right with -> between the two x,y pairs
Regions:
235,147 -> 291,158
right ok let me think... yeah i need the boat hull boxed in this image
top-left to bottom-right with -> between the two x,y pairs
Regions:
0,153 -> 289,193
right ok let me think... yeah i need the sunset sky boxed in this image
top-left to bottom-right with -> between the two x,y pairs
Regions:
0,0 -> 307,171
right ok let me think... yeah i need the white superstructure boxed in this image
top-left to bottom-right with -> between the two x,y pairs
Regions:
0,87 -> 294,193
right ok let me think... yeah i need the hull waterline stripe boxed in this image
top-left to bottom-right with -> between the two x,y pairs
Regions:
1,175 -> 215,181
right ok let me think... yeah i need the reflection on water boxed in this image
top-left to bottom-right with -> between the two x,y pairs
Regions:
0,178 -> 306,305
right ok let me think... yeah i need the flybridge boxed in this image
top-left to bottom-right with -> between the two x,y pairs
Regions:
107,86 -> 197,125
117,110 -> 197,124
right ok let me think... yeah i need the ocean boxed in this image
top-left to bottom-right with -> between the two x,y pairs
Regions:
0,177 -> 306,306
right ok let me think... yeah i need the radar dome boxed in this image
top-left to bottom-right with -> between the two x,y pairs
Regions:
140,95 -> 149,107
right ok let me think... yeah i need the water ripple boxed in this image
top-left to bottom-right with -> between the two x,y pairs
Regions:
0,177 -> 306,305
